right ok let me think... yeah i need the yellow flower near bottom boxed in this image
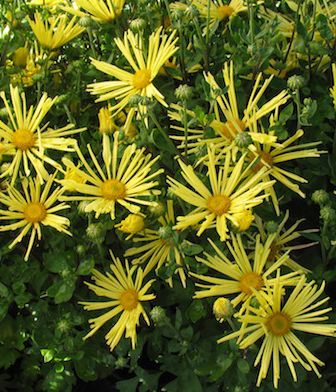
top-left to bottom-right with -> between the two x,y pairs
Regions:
0,173 -> 71,260
80,253 -> 155,351
219,275 -> 336,388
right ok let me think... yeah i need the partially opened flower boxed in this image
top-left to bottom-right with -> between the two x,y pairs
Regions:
63,0 -> 125,23
0,85 -> 84,185
0,173 -> 71,261
28,13 -> 85,50
167,146 -> 274,241
125,200 -> 187,288
87,27 -> 178,130
191,234 -> 299,308
219,275 -> 336,388
80,253 -> 155,351
60,132 -> 163,219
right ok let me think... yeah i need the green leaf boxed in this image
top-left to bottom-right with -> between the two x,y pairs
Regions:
116,377 -> 138,392
237,358 -> 250,374
186,300 -> 206,323
41,349 -> 55,363
181,241 -> 203,256
0,283 -> 9,298
54,279 -> 76,304
149,129 -> 176,154
279,104 -> 294,123
76,258 -> 94,275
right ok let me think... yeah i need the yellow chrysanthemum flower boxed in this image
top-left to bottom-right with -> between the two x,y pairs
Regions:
80,252 -> 155,351
249,123 -> 321,215
191,234 -> 299,308
87,27 -> 178,130
0,85 -> 84,185
167,147 -> 274,241
62,0 -> 125,23
330,63 -> 336,109
60,132 -> 163,219
219,275 -> 336,388
115,214 -> 145,239
255,211 -> 317,273
124,200 -> 187,288
0,173 -> 71,261
28,13 -> 85,50
28,0 -> 68,6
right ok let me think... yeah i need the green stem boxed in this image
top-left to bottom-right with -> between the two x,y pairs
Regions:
87,27 -> 97,58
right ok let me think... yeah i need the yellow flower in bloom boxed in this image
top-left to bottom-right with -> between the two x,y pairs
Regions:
330,64 -> 336,109
62,0 -> 125,23
219,275 -> 336,388
203,62 -> 289,152
232,209 -> 254,232
191,234 -> 299,308
60,132 -> 163,219
115,214 -> 145,239
255,211 -> 317,273
28,13 -> 85,50
0,85 -> 84,185
125,200 -> 187,287
62,157 -> 87,191
0,174 -> 71,261
98,107 -> 118,134
167,147 -> 274,241
87,27 -> 178,130
249,123 -> 321,215
80,253 -> 155,351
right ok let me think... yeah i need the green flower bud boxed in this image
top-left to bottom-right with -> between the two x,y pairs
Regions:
128,94 -> 142,107
312,189 -> 329,206
320,206 -> 336,223
265,220 -> 279,234
175,84 -> 193,101
287,75 -> 305,90
115,357 -> 127,369
77,201 -> 90,215
129,18 -> 146,32
150,306 -> 168,326
148,201 -> 165,217
86,223 -> 105,242
235,132 -> 253,148
79,16 -> 93,28
76,245 -> 86,255
158,225 -> 174,240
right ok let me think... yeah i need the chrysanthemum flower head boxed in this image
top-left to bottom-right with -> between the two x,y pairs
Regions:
167,146 -> 274,241
191,234 -> 300,308
80,252 -> 155,351
62,0 -> 125,23
87,27 -> 178,130
0,85 -> 85,185
28,13 -> 85,50
124,200 -> 187,287
0,173 -> 71,260
60,132 -> 163,219
219,274 -> 336,388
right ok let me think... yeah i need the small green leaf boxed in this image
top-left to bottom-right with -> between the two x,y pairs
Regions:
76,258 -> 94,275
186,300 -> 206,323
0,283 -> 9,298
181,241 -> 203,256
237,358 -> 250,374
41,349 -> 55,363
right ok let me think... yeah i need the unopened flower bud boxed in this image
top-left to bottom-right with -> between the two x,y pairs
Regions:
158,225 -> 174,240
77,201 -> 90,215
235,132 -> 253,148
129,18 -> 146,32
320,206 -> 336,223
86,223 -> 105,242
79,16 -> 93,27
265,220 -> 279,234
115,357 -> 127,368
287,75 -> 305,90
150,306 -> 168,326
128,94 -> 142,107
12,47 -> 29,67
98,107 -> 117,134
213,298 -> 234,322
312,189 -> 329,206
175,84 -> 193,101
116,214 -> 145,235
148,201 -> 165,217
232,210 -> 254,231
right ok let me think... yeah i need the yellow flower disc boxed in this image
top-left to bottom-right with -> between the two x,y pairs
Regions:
120,289 -> 139,310
23,202 -> 47,223
133,69 -> 151,89
101,179 -> 126,200
207,195 -> 231,216
239,272 -> 263,294
217,5 -> 234,20
266,312 -> 292,336
12,129 -> 36,151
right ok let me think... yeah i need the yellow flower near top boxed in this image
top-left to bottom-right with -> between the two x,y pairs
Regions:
0,85 -> 84,185
88,27 -> 178,130
0,174 -> 71,261
60,132 -> 163,219
80,253 -> 155,351
62,0 -> 125,23
125,200 -> 187,288
191,234 -> 299,308
219,275 -> 336,388
28,13 -> 85,50
167,147 -> 274,241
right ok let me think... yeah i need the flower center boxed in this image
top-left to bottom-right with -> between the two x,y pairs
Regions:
211,119 -> 245,140
266,312 -> 292,336
217,5 -> 234,20
239,272 -> 263,295
101,179 -> 126,200
251,151 -> 273,172
133,69 -> 151,89
12,129 -> 36,151
120,289 -> 139,310
23,202 -> 47,223
207,195 -> 231,216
